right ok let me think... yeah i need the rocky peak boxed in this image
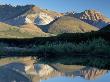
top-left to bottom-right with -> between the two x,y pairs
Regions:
79,10 -> 109,21
66,10 -> 110,28
34,12 -> 54,25
0,5 -> 62,26
30,6 -> 41,13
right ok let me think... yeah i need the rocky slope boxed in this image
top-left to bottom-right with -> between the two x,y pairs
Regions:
67,10 -> 110,28
0,62 -> 108,82
0,5 -> 110,37
48,16 -> 99,34
0,5 -> 62,26
79,67 -> 107,80
0,5 -> 63,37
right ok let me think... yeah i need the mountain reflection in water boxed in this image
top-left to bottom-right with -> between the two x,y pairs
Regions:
0,58 -> 109,82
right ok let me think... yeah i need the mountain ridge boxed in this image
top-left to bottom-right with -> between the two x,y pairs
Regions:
47,16 -> 99,34
0,5 -> 62,26
0,5 -> 110,38
1,5 -> 110,28
0,22 -> 49,38
66,10 -> 110,28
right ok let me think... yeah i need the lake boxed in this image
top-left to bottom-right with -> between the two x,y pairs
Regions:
0,57 -> 110,82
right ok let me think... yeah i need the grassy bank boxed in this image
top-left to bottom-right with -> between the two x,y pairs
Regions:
35,38 -> 110,57
0,31 -> 109,47
0,38 -> 110,69
0,38 -> 110,56
0,32 -> 110,69
33,38 -> 110,69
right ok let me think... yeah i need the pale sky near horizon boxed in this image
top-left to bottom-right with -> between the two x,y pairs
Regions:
0,0 -> 110,18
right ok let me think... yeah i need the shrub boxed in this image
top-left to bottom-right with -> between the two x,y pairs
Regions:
33,38 -> 110,58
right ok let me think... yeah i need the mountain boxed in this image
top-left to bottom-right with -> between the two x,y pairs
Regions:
0,22 -> 49,38
79,68 -> 107,80
34,64 -> 107,81
19,24 -> 48,36
1,5 -> 109,37
0,62 -> 108,82
0,5 -> 62,26
47,16 -> 98,34
0,22 -> 21,38
66,10 -> 110,28
0,5 -> 109,29
100,24 -> 110,32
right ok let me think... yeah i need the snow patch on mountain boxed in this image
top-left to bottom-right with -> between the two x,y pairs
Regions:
34,12 -> 54,25
25,17 -> 33,24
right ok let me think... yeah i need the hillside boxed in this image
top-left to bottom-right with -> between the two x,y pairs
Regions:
0,22 -> 22,38
0,5 -> 110,37
48,16 -> 99,34
0,5 -> 110,29
0,22 -> 49,38
20,24 -> 49,36
0,5 -> 62,26
100,24 -> 110,32
66,10 -> 110,28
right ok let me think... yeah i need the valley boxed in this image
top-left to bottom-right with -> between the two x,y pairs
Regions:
0,4 -> 110,79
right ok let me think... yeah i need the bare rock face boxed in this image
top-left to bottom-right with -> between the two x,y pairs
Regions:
0,5 -> 62,26
35,64 -> 56,77
79,68 -> 108,80
0,5 -> 110,29
48,16 -> 99,34
34,12 -> 54,25
24,6 -> 55,25
0,61 -> 108,82
67,10 -> 110,28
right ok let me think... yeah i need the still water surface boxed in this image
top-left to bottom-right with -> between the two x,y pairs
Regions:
0,57 -> 109,82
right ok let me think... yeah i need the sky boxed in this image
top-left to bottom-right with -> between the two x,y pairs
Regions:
0,0 -> 110,18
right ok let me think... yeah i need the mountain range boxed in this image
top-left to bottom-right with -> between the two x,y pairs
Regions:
0,5 -> 110,38
0,5 -> 62,26
0,62 -> 108,82
66,10 -> 110,28
47,16 -> 98,34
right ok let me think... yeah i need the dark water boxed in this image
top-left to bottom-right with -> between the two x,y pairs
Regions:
0,57 -> 110,82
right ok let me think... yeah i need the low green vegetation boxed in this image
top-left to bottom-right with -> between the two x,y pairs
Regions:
35,38 -> 110,69
0,31 -> 109,48
0,38 -> 110,69
0,37 -> 110,56
34,38 -> 110,57
0,31 -> 110,69
0,22 -> 49,38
